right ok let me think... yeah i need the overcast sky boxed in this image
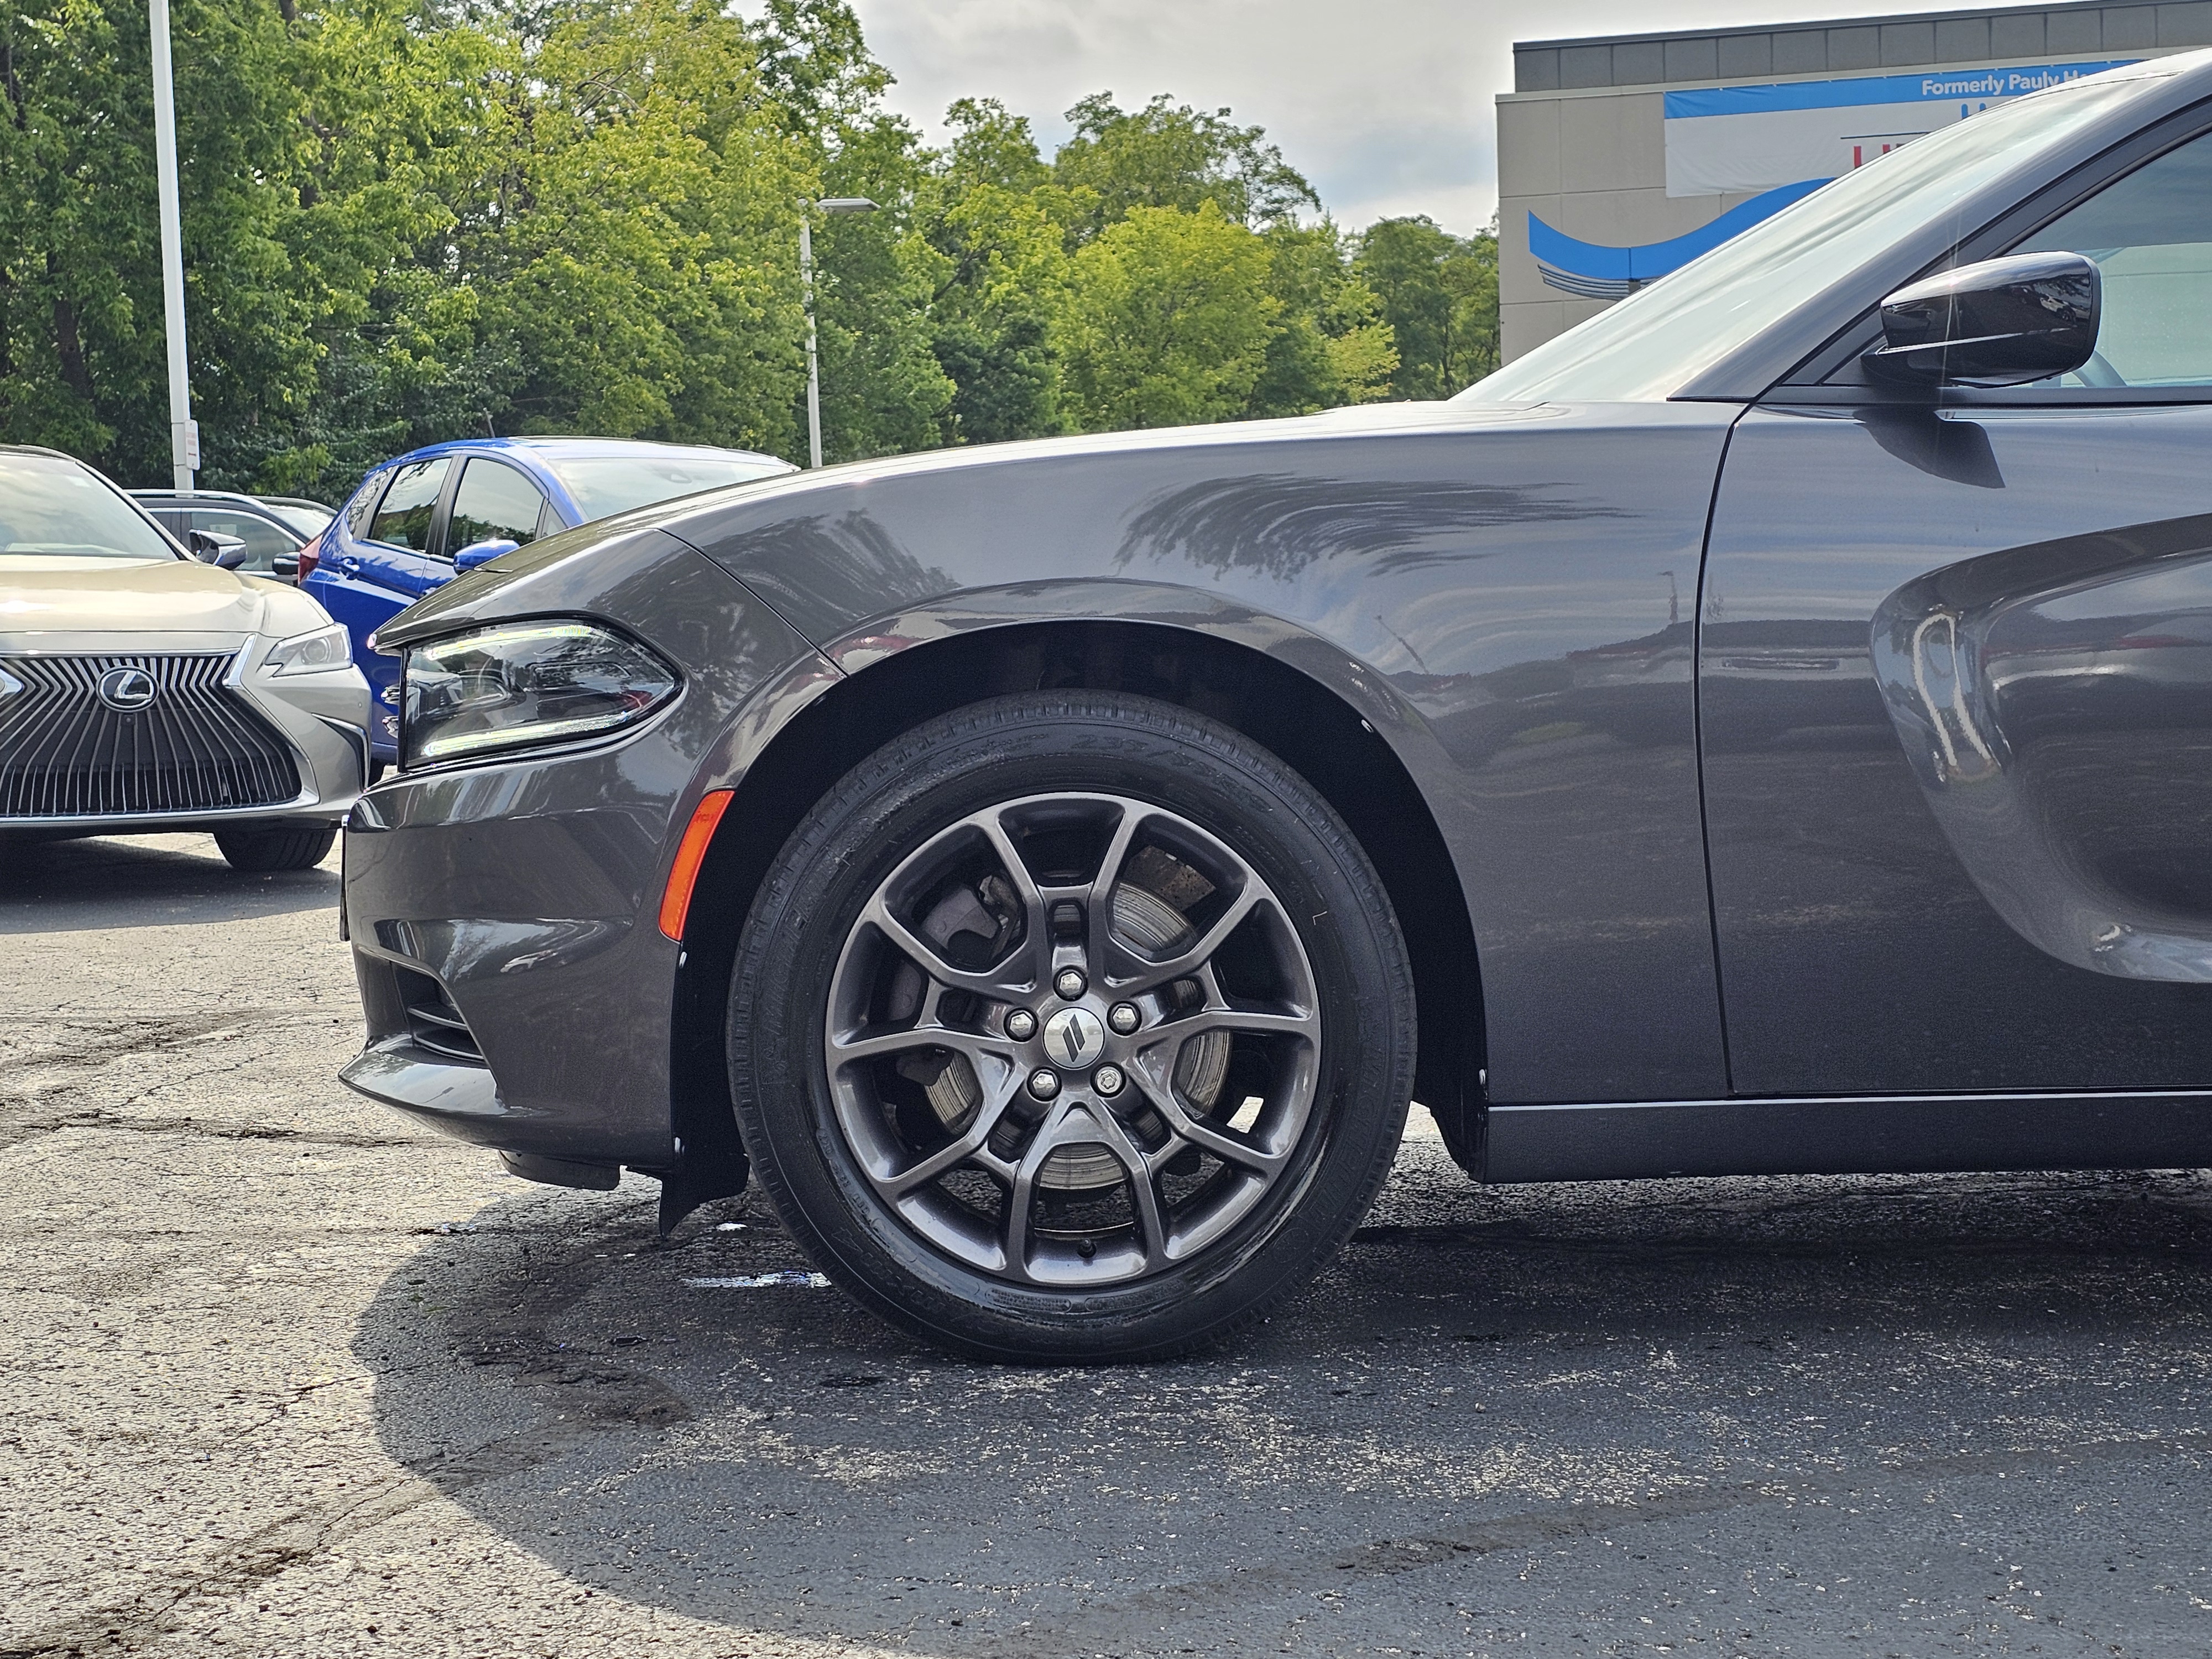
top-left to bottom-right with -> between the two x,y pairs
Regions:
838,0 -> 1928,233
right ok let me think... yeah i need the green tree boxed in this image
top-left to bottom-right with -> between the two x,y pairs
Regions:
1054,200 -> 1279,431
1050,93 -> 1317,244
1244,221 -> 1396,419
0,0 -> 320,481
262,0 -> 516,493
475,0 -> 808,455
0,0 -> 1463,491
914,98 -> 1070,444
744,0 -> 951,462
1354,215 -> 1499,400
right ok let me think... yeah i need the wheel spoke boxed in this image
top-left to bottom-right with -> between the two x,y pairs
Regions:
872,1061 -> 1023,1198
1101,883 -> 1268,996
1091,1110 -> 1172,1272
862,898 -> 1032,998
1082,806 -> 1150,980
1000,1102 -> 1071,1281
826,1026 -> 941,1064
1125,1057 -> 1288,1176
975,810 -> 1053,982
1166,1003 -> 1319,1042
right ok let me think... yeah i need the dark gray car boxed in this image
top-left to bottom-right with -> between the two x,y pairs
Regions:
342,53 -> 2212,1360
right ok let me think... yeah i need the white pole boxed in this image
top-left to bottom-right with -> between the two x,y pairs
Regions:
148,0 -> 195,491
800,212 -> 822,469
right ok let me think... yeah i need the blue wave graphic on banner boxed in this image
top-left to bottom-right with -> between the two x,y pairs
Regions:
1530,179 -> 1828,298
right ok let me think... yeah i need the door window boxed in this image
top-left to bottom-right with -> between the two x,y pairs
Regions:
345,477 -> 384,537
182,510 -> 295,572
366,458 -> 450,552
2017,132 -> 2212,388
447,459 -> 549,555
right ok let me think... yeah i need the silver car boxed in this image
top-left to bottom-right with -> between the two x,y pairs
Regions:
0,446 -> 369,870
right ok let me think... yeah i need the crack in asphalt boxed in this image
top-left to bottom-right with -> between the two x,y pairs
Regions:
0,1212 -> 685,1659
0,1009 -> 405,1152
0,1097 -> 416,1152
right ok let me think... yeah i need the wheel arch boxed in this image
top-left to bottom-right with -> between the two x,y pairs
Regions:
670,607 -> 1488,1179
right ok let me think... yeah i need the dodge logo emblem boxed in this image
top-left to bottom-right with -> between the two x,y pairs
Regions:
1041,1008 -> 1107,1070
96,666 -> 158,712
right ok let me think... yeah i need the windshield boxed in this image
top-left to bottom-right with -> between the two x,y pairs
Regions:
0,452 -> 178,561
263,499 -> 335,538
545,453 -> 789,521
1459,70 -> 2158,404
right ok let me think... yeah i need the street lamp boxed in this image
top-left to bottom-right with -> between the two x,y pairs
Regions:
799,196 -> 878,469
149,0 -> 196,489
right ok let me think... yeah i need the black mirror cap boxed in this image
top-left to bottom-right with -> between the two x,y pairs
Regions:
1864,251 -> 2099,389
272,552 -> 301,579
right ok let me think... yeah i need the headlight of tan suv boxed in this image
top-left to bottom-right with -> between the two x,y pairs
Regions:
400,619 -> 678,769
264,622 -> 353,675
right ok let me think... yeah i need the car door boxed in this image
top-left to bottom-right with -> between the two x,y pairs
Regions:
314,457 -> 455,754
1700,119 -> 2212,1097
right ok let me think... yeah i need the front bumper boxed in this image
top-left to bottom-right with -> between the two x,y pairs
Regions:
0,632 -> 368,832
335,535 -> 822,1168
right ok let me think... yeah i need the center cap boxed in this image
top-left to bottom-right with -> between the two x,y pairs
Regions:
1041,1007 -> 1107,1070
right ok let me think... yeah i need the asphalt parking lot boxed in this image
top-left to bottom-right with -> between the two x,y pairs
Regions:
6,833 -> 2212,1658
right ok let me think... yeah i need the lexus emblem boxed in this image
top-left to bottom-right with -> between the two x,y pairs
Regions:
96,666 -> 158,712
1041,1008 -> 1107,1070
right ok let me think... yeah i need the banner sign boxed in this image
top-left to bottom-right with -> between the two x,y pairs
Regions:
1662,60 -> 2135,197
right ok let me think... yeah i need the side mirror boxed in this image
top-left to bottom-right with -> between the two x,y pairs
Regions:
1864,251 -> 2099,388
453,538 -> 519,572
272,552 -> 301,580
190,529 -> 252,569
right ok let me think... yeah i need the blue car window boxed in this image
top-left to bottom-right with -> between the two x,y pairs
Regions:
447,458 -> 549,554
345,476 -> 385,538
367,458 -> 450,552
544,453 -> 789,520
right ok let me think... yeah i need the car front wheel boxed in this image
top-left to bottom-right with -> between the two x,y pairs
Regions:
727,691 -> 1415,1362
214,825 -> 337,872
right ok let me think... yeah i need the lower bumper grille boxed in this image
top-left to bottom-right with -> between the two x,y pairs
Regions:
395,967 -> 486,1065
0,652 -> 301,818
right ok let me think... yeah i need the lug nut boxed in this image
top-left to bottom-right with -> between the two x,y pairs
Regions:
1108,1001 -> 1141,1036
1026,1067 -> 1061,1101
1093,1064 -> 1125,1097
1053,968 -> 1087,1000
1005,1008 -> 1037,1041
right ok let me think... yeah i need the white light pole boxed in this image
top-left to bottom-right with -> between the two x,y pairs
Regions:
799,196 -> 878,469
149,0 -> 196,490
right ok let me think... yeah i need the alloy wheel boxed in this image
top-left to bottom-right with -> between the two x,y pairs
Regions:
821,792 -> 1322,1287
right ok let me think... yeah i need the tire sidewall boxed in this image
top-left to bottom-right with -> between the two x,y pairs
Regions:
728,694 -> 1412,1361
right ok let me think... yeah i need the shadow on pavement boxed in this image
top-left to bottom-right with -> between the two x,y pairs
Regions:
356,1149 -> 2212,1656
0,832 -> 336,933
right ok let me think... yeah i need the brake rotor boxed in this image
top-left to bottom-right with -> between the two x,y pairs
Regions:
1113,878 -> 1231,1114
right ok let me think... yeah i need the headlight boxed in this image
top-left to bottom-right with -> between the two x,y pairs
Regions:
265,623 -> 352,675
401,619 -> 677,768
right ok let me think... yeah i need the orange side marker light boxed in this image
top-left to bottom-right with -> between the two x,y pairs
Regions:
659,789 -> 734,941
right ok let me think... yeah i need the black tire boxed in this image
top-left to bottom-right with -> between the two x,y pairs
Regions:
727,691 -> 1415,1363
214,825 -> 337,872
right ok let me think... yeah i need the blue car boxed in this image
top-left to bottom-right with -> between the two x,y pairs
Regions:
305,437 -> 794,760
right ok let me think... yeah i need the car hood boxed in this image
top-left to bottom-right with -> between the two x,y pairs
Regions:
0,555 -> 330,642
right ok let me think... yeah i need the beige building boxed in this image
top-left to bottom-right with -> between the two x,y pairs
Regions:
1498,1 -> 2210,362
